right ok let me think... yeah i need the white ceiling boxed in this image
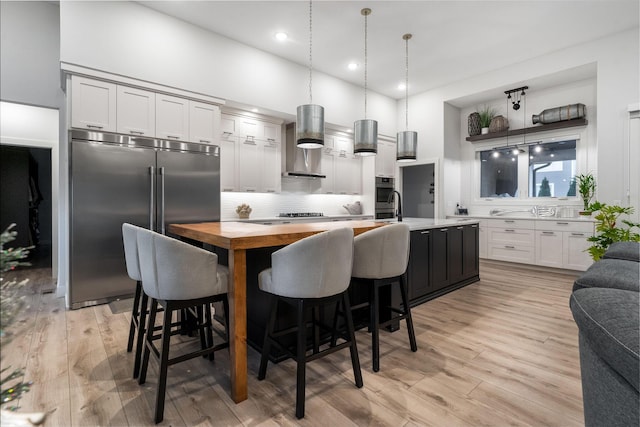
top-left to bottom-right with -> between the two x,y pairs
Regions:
140,1 -> 638,100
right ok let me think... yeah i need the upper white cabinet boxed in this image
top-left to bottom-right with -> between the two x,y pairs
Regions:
319,133 -> 361,195
189,101 -> 220,144
116,86 -> 155,136
156,94 -> 189,141
71,76 -> 117,132
220,112 -> 283,193
376,140 -> 396,178
71,76 -> 221,144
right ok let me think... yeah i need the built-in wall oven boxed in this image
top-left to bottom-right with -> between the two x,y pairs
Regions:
375,177 -> 395,219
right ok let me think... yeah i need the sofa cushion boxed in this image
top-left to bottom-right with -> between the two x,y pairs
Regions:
570,288 -> 639,393
602,242 -> 640,262
573,258 -> 640,292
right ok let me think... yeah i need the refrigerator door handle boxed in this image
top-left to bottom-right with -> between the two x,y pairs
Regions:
159,167 -> 166,234
149,166 -> 156,231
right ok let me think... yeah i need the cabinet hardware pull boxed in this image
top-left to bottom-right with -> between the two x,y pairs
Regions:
471,225 -> 478,228
222,188 -> 233,191
505,220 -> 515,223
244,139 -> 256,145
262,222 -> 272,225
199,139 -> 209,143
267,138 -> 275,142
505,229 -> 515,232
332,219 -> 340,221
245,189 -> 255,192
421,231 -> 430,234
166,135 -> 179,139
222,131 -> 232,135
542,231 -> 555,235
440,228 -> 448,232
86,124 -> 103,129
282,221 -> 291,224
130,130 -> 144,135
571,233 -> 585,236
557,222 -> 569,225
266,190 -> 275,193
457,226 -> 464,230
505,245 -> 515,249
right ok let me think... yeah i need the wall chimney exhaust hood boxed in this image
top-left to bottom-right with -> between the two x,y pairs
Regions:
283,123 -> 326,178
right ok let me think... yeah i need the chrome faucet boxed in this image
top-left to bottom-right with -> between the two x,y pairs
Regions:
387,190 -> 403,222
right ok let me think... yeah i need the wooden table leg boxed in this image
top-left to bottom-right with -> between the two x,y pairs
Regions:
228,248 -> 248,403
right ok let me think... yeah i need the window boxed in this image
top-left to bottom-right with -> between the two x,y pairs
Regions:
529,140 -> 576,197
478,139 -> 577,199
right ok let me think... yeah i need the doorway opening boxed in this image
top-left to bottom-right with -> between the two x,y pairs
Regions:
0,145 -> 53,269
401,163 -> 435,218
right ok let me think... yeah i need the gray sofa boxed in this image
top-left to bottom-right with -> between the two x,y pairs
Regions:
570,242 -> 640,427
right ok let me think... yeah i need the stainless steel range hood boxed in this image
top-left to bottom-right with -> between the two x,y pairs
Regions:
283,123 -> 326,178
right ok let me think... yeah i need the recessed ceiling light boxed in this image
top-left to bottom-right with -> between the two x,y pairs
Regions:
348,62 -> 359,71
397,83 -> 406,91
274,32 -> 288,41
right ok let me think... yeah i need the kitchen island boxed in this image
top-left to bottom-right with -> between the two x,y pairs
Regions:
168,217 -> 480,403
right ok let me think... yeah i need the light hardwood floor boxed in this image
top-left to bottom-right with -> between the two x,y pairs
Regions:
1,261 -> 584,426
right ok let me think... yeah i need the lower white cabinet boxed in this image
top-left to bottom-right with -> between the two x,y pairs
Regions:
481,217 -> 594,271
477,219 -> 488,259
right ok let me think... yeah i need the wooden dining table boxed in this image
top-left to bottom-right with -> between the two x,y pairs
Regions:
168,220 -> 386,403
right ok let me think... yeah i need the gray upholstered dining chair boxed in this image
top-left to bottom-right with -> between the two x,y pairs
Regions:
350,223 -> 417,372
135,227 -> 229,424
257,227 -> 363,419
122,223 -> 147,379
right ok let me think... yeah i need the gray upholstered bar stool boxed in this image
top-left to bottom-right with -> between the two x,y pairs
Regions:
122,223 -> 147,379
257,228 -> 363,419
350,223 -> 417,372
136,227 -> 229,424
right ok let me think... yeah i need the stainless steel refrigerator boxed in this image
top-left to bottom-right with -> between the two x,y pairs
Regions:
69,129 -> 220,309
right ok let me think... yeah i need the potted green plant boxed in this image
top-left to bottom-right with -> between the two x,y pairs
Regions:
576,173 -> 596,215
586,202 -> 640,261
477,105 -> 496,134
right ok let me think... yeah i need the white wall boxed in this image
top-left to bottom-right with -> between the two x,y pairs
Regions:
403,28 -> 639,216
59,1 -> 397,135
0,1 -> 63,109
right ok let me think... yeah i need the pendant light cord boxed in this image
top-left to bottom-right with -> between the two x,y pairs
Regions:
308,0 -> 313,104
364,9 -> 368,119
404,34 -> 411,131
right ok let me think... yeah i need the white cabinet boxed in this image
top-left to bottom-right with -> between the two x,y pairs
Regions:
156,94 -> 189,141
535,230 -> 564,268
563,231 -> 594,271
477,219 -> 488,258
116,86 -> 155,136
332,135 -> 362,195
220,132 -> 238,192
71,76 -> 117,132
375,140 -> 396,178
226,111 -> 283,193
486,219 -> 536,264
189,101 -> 220,144
319,147 -> 336,194
262,139 -> 281,193
535,220 -> 594,271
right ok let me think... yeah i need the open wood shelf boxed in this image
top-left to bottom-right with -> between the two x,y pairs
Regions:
465,118 -> 588,142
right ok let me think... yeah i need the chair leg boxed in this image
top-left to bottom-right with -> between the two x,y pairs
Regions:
258,296 -> 278,381
398,275 -> 417,352
312,306 -> 320,354
133,291 -> 149,379
154,302 -> 173,424
342,292 -> 363,388
196,305 -> 207,357
127,281 -> 142,352
371,281 -> 381,372
138,298 -> 158,385
222,296 -> 230,343
330,300 -> 340,347
204,303 -> 215,361
295,299 -> 307,419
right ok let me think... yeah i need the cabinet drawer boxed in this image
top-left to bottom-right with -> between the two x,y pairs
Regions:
488,228 -> 535,246
535,220 -> 594,233
488,244 -> 535,264
486,218 -> 536,229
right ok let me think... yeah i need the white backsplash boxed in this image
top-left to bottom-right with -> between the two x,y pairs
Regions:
221,189 -> 364,220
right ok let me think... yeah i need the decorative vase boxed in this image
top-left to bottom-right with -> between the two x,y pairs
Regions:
468,112 -> 481,136
489,115 -> 509,133
238,212 -> 250,219
532,103 -> 586,124
481,127 -> 489,135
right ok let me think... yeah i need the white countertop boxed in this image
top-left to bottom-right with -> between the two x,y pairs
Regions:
448,214 -> 595,222
375,217 -> 480,230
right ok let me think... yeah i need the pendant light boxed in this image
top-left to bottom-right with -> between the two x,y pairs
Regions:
296,0 -> 324,149
354,8 -> 377,156
397,33 -> 417,162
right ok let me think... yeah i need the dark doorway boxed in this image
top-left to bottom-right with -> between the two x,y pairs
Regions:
0,145 -> 52,268
402,163 -> 435,218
